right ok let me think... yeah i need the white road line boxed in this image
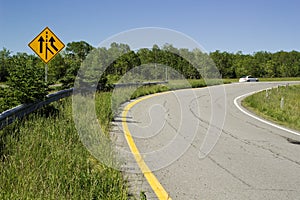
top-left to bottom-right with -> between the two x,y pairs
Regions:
234,89 -> 300,137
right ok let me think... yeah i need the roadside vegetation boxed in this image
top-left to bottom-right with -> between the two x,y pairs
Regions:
1,42 -> 300,112
242,84 -> 300,131
256,77 -> 300,82
1,40 -> 300,199
0,95 -> 130,199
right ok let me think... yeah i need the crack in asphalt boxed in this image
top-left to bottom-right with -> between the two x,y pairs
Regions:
188,96 -> 254,188
243,139 -> 300,167
245,188 -> 298,192
189,96 -> 300,167
207,155 -> 253,188
186,94 -> 300,192
245,121 -> 282,138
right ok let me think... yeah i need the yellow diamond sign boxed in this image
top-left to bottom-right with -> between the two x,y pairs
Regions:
28,27 -> 65,63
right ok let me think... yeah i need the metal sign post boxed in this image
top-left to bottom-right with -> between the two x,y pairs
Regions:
45,64 -> 48,83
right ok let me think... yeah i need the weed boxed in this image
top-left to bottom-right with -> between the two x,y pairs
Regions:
242,85 -> 300,131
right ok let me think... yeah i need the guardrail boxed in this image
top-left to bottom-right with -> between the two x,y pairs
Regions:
0,88 -> 73,130
0,81 -> 168,130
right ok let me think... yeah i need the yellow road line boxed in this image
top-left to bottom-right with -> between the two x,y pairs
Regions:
122,93 -> 172,200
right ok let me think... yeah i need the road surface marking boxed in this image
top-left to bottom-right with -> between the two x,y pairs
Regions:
122,93 -> 172,200
234,90 -> 300,137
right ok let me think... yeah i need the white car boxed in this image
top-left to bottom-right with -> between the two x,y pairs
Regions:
239,75 -> 259,82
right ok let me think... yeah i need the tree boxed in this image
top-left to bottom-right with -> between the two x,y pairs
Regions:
48,53 -> 67,82
210,50 -> 235,78
137,48 -> 154,64
0,48 -> 11,82
7,53 -> 49,104
265,60 -> 277,78
233,54 -> 252,77
61,41 -> 95,89
65,41 -> 95,61
113,51 -> 141,76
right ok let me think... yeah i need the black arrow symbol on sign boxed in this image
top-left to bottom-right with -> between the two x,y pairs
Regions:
49,37 -> 58,51
38,36 -> 44,53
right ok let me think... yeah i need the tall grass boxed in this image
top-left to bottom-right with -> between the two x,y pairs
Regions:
0,96 -> 129,199
242,84 -> 300,131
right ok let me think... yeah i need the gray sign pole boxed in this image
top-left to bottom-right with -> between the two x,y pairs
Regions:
45,64 -> 48,83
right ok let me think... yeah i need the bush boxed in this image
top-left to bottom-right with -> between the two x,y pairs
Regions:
7,61 -> 49,104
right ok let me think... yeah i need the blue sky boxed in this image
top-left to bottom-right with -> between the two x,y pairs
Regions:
0,0 -> 299,54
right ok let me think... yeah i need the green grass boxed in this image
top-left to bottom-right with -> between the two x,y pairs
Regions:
130,85 -> 170,99
258,77 -> 300,82
0,95 -> 129,200
242,84 -> 300,131
129,79 -> 233,100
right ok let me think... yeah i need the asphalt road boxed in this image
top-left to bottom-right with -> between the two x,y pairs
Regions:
116,82 -> 300,200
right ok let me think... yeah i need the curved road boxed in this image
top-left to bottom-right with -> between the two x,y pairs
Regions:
116,82 -> 300,200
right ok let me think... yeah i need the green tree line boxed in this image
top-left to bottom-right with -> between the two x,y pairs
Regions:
1,41 -> 300,111
1,42 -> 300,84
210,50 -> 300,78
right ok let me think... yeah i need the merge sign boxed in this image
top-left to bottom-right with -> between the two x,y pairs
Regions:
28,27 -> 65,63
